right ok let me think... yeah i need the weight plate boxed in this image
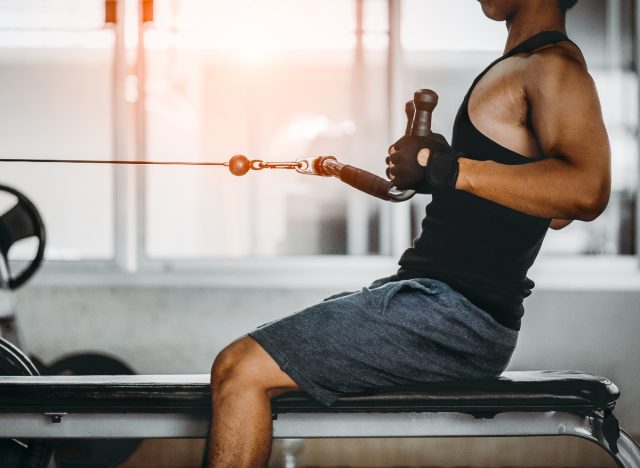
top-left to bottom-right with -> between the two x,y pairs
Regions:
0,337 -> 52,468
47,353 -> 141,468
0,185 -> 46,290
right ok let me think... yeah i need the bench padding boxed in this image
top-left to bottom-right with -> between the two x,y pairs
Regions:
0,370 -> 618,416
275,370 -> 619,414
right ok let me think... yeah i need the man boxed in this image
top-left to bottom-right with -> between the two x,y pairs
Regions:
205,0 -> 610,466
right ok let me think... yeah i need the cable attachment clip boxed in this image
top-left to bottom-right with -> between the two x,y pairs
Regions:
295,156 -> 337,176
251,160 -> 303,171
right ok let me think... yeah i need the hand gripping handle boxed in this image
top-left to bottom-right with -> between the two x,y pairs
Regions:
311,89 -> 438,202
385,89 -> 438,200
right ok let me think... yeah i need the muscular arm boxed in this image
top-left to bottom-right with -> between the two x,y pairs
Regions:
455,52 -> 611,221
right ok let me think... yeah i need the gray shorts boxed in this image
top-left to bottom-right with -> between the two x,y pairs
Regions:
249,276 -> 519,407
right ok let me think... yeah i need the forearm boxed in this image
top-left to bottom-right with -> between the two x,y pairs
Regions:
456,157 -> 610,221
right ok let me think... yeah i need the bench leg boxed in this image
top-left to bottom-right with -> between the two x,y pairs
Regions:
607,428 -> 640,468
565,415 -> 640,468
272,411 -> 640,468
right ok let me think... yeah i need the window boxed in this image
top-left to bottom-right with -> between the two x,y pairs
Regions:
0,0 -> 637,276
0,0 -> 115,260
143,0 -> 391,259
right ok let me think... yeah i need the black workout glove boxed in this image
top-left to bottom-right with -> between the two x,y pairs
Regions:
386,135 -> 431,192
386,133 -> 461,192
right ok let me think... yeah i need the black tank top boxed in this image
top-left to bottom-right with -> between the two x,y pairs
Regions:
397,31 -> 577,330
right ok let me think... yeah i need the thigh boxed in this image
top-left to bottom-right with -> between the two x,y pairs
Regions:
249,278 -> 445,405
249,277 -> 518,406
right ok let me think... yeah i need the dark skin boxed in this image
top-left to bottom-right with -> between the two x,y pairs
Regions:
207,2 -> 611,467
390,0 -> 611,229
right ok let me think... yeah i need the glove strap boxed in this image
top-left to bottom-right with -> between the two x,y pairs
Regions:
425,150 -> 460,189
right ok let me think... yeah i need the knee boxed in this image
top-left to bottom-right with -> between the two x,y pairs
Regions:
210,337 -> 260,394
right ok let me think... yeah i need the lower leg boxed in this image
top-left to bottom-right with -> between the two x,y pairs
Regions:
206,385 -> 273,467
205,337 -> 300,468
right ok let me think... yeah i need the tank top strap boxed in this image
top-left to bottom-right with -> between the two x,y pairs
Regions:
505,30 -> 576,57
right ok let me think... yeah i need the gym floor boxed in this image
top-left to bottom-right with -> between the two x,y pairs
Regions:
119,437 -> 621,467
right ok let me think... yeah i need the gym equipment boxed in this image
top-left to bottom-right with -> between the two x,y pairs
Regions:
385,90 -> 440,191
45,353 -> 141,468
409,88 -> 437,137
3,93 -> 637,465
0,90 -> 439,202
0,371 -> 638,466
404,99 -> 415,135
0,185 -> 46,292
0,185 -> 140,466
0,184 -> 46,348
0,337 -> 51,468
0,186 -> 51,467
289,89 -> 436,200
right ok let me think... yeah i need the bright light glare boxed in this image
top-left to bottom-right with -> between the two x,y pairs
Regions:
148,0 -> 361,52
285,115 -> 356,142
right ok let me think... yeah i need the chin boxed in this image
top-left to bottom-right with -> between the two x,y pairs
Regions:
477,0 -> 513,21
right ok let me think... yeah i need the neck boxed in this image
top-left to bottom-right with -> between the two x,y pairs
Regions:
504,4 -> 566,53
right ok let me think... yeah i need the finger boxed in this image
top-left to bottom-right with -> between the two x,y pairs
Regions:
389,151 -> 401,164
393,135 -> 410,151
387,145 -> 396,156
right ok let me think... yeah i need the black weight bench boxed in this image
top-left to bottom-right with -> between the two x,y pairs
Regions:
0,371 -> 638,467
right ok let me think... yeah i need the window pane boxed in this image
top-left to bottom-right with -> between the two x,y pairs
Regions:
0,0 -> 115,260
145,0 -> 389,259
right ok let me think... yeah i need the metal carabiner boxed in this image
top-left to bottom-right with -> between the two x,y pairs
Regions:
252,160 -> 302,171
294,156 -> 335,176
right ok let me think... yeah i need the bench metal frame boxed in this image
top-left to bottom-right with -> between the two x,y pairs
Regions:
0,374 -> 639,467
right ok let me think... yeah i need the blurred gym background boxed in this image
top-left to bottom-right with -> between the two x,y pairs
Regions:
0,0 -> 638,466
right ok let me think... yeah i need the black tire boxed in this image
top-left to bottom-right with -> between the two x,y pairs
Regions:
46,353 -> 141,468
0,337 -> 52,468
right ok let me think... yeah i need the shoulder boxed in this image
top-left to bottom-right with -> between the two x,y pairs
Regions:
521,42 -> 609,160
523,43 -> 595,97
